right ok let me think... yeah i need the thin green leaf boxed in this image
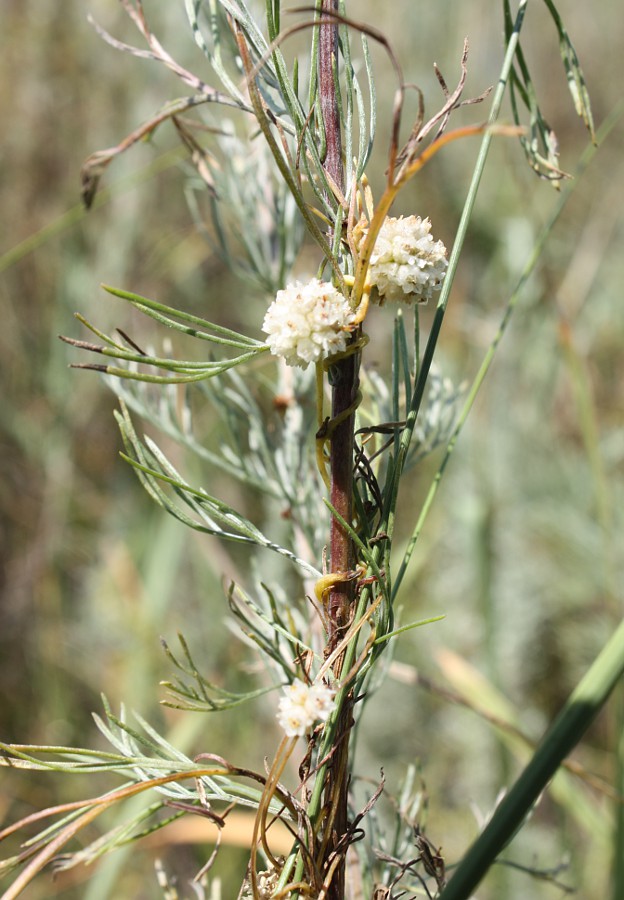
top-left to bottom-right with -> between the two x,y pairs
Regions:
159,633 -> 277,711
541,0 -> 595,139
372,615 -> 445,645
228,582 -> 317,661
101,284 -> 265,347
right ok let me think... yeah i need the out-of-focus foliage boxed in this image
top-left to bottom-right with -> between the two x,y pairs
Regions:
1,1 -> 622,897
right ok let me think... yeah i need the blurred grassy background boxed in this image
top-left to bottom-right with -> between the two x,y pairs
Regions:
1,1 -> 623,897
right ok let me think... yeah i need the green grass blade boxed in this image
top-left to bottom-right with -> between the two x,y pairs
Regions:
438,615 -> 624,900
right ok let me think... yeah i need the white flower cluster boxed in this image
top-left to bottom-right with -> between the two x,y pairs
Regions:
277,679 -> 336,737
241,864 -> 282,900
367,215 -> 448,305
262,279 -> 355,368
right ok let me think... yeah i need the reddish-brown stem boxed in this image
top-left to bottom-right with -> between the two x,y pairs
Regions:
318,0 -> 343,192
327,357 -> 358,647
318,4 -> 358,898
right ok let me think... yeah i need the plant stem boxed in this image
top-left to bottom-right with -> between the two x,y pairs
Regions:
318,4 -> 358,898
318,0 -> 342,194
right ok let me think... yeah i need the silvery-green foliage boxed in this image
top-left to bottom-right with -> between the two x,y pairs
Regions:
362,364 -> 465,471
184,120 -> 305,293
114,400 -> 322,578
113,361 -> 327,564
410,366 -> 466,465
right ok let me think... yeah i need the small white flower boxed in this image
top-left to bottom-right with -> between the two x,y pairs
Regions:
262,279 -> 355,368
277,679 -> 336,737
366,215 -> 448,305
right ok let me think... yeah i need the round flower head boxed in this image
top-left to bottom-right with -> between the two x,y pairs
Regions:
277,679 -> 336,737
366,215 -> 448,305
262,279 -> 355,368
